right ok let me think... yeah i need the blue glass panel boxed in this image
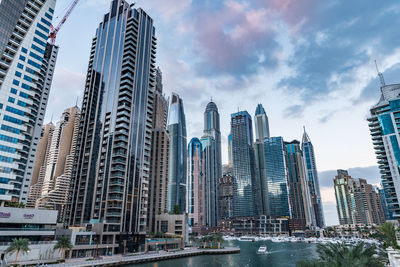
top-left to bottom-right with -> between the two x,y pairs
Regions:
379,114 -> 395,135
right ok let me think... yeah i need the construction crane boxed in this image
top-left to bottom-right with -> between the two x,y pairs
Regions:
48,0 -> 80,45
375,60 -> 386,87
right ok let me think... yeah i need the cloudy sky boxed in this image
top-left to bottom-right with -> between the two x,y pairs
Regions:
48,0 -> 400,226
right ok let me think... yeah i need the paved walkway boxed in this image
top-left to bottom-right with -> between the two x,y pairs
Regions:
46,247 -> 240,267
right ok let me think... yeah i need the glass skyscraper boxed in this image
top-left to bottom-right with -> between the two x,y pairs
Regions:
302,129 -> 325,228
0,0 -> 58,204
254,104 -> 270,215
231,111 -> 256,217
264,137 -> 290,217
66,0 -> 157,242
285,140 -> 313,231
167,93 -> 187,213
368,83 -> 400,218
187,138 -> 205,230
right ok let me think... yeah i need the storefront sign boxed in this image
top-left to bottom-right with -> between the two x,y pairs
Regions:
0,212 -> 10,218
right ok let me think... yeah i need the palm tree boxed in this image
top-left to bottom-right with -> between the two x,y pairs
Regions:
6,238 -> 30,265
201,236 -> 207,248
214,233 -> 224,249
54,236 -> 73,260
379,222 -> 398,248
297,242 -> 385,267
189,236 -> 198,247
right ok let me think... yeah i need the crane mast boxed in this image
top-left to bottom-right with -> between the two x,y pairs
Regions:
48,0 -> 80,44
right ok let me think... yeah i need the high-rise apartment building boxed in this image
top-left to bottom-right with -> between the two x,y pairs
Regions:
27,106 -> 80,220
147,68 -> 169,233
201,101 -> 221,227
66,0 -> 157,246
301,129 -> 325,228
334,170 -> 385,225
0,0 -> 58,204
231,111 -> 256,217
167,93 -> 187,213
187,138 -> 205,232
228,133 -> 233,166
254,104 -> 270,215
217,173 -> 234,221
285,140 -> 313,231
368,82 -> 400,219
264,137 -> 290,217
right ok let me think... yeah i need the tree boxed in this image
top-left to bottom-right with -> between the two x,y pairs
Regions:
214,233 -> 224,249
189,236 -> 198,247
54,236 -> 73,260
6,238 -> 30,265
296,242 -> 384,267
172,205 -> 182,215
379,222 -> 398,248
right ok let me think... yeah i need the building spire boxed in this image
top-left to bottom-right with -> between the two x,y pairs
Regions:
375,60 -> 386,87
75,96 -> 78,107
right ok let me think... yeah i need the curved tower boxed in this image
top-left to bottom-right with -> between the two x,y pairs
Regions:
167,93 -> 187,213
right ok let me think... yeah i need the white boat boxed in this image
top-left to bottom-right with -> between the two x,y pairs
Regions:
239,236 -> 256,242
257,246 -> 268,254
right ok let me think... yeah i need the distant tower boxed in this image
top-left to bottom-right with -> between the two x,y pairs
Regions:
167,93 -> 187,213
302,128 -> 325,228
231,111 -> 256,217
254,104 -> 270,215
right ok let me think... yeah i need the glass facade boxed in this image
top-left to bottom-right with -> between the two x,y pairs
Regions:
264,137 -> 290,217
67,1 -> 157,235
301,130 -> 325,228
167,93 -> 187,213
0,0 -> 57,204
231,111 -> 256,217
368,83 -> 400,218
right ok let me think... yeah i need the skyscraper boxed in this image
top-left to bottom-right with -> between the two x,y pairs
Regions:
187,138 -> 205,232
217,173 -> 234,221
0,0 -> 58,204
284,140 -> 314,231
302,128 -> 325,228
228,133 -> 233,166
201,136 -> 218,227
264,137 -> 291,217
66,0 -> 157,244
147,68 -> 169,233
254,104 -> 270,215
27,106 -> 80,220
334,170 -> 385,225
368,82 -> 400,219
167,93 -> 187,213
201,101 -> 221,227
231,111 -> 256,217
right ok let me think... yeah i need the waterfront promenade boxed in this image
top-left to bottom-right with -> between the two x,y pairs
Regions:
50,247 -> 240,267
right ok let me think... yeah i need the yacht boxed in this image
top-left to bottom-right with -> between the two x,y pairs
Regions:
257,246 -> 268,254
239,236 -> 256,242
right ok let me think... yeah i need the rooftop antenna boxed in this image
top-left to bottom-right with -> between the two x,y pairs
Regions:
375,60 -> 386,87
50,114 -> 53,124
75,96 -> 79,107
303,125 -> 306,133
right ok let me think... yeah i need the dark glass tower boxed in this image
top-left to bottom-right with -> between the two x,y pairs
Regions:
285,140 -> 313,231
302,129 -> 325,228
231,111 -> 256,217
66,0 -> 157,239
254,104 -> 270,215
167,93 -> 187,213
264,137 -> 290,217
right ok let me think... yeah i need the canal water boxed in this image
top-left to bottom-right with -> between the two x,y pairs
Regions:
133,240 -> 318,267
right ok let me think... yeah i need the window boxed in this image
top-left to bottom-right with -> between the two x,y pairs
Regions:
12,80 -> 19,86
45,13 -> 53,20
35,30 -> 48,40
19,92 -> 29,98
0,134 -> 18,143
19,55 -> 26,61
29,52 -> 43,62
15,71 -> 21,77
6,106 -> 24,116
23,75 -> 33,82
0,156 -> 13,163
1,125 -> 20,134
3,115 -> 22,125
28,59 -> 41,69
36,23 -> 49,34
25,67 -> 35,74
31,44 -> 44,55
8,97 -> 15,103
21,83 -> 30,91
0,178 -> 8,184
17,63 -> 23,69
17,101 -> 27,108
33,37 -> 46,47
10,88 -> 17,94
49,7 -> 54,14
21,47 -> 27,53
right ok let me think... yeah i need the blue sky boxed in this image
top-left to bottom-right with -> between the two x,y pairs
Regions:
47,0 -> 400,225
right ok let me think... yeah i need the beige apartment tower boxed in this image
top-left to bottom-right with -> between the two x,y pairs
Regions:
27,106 -> 80,220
